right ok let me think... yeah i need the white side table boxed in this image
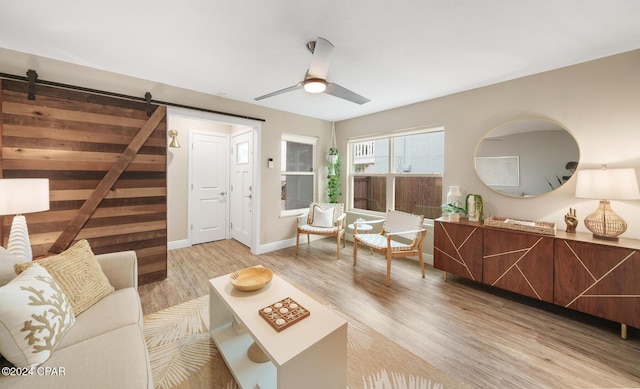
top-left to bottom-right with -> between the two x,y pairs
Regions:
209,273 -> 348,389
348,223 -> 373,233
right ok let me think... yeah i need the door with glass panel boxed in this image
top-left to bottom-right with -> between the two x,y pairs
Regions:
230,131 -> 253,247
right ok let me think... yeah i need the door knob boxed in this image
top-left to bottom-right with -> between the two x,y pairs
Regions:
220,191 -> 227,196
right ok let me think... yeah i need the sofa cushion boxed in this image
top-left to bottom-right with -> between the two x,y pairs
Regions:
56,287 -> 143,350
0,324 -> 152,389
0,246 -> 26,286
15,240 -> 115,316
0,264 -> 75,368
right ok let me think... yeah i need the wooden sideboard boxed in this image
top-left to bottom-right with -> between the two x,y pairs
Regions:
434,218 -> 640,338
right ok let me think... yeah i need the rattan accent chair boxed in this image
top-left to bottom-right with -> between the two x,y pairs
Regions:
296,202 -> 347,259
353,210 -> 426,286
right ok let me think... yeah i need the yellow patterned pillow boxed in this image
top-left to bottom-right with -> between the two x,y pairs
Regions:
0,264 -> 75,367
15,240 -> 115,315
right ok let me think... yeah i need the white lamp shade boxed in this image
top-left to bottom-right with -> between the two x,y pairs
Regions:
0,178 -> 50,215
575,168 -> 640,200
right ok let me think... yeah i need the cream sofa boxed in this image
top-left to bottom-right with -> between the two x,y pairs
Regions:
0,251 -> 153,389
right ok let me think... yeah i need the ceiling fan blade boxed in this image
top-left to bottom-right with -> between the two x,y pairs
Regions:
307,37 -> 334,80
254,82 -> 303,101
325,82 -> 370,105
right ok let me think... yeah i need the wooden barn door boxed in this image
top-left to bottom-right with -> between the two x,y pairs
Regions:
0,78 -> 167,284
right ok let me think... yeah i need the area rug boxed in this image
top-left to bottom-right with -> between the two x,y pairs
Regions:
144,295 -> 465,389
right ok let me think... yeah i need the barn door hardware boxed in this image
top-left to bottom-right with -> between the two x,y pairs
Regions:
145,92 -> 152,116
26,69 -> 38,100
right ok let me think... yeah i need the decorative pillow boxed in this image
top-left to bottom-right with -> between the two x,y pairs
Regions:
310,205 -> 334,228
15,240 -> 114,316
0,246 -> 27,286
0,264 -> 75,367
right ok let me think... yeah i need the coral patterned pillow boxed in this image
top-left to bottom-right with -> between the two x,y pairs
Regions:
0,264 -> 75,367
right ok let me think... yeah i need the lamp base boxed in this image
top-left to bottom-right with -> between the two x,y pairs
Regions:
7,215 -> 33,261
583,200 -> 627,241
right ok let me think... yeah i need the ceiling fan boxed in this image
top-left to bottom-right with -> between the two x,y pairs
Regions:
255,37 -> 370,105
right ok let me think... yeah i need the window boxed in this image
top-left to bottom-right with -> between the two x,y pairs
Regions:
349,127 -> 444,219
281,134 -> 317,213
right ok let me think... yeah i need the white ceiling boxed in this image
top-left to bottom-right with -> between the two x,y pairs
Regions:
1,0 -> 640,122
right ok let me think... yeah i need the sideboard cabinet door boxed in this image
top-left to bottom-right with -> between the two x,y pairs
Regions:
434,220 -> 483,282
483,229 -> 554,303
554,239 -> 640,329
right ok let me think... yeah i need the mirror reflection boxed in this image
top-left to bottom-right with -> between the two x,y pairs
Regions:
475,118 -> 580,197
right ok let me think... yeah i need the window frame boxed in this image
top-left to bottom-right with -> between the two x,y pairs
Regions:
280,134 -> 318,217
347,126 -> 444,218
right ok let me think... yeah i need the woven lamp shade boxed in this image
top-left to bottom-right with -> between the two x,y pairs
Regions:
575,167 -> 640,240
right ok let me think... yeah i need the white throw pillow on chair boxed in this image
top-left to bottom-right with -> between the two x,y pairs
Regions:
311,206 -> 334,228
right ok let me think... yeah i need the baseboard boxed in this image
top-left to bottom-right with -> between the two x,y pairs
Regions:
254,238 -> 296,254
168,239 -> 190,251
169,236 -> 434,266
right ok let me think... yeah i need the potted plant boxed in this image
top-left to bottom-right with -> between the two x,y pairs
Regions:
441,202 -> 466,221
327,147 -> 341,203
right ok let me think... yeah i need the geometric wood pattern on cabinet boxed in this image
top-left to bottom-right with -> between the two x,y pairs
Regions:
483,229 -> 554,303
0,78 -> 167,284
434,218 -> 640,337
554,239 -> 640,329
433,220 -> 483,281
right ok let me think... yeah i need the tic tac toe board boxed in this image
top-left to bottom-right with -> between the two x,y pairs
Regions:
258,297 -> 310,332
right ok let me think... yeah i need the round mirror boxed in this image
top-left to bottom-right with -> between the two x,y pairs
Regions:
474,118 -> 580,197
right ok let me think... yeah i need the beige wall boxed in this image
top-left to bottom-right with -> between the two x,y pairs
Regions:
0,48 -> 333,250
2,47 -> 639,248
337,50 -> 640,238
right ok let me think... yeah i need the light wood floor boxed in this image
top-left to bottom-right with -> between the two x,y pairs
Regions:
138,238 -> 640,389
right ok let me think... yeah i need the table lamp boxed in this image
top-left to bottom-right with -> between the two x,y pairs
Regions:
575,166 -> 640,240
0,178 -> 50,260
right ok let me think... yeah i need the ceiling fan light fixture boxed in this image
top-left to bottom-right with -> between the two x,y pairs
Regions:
303,78 -> 326,93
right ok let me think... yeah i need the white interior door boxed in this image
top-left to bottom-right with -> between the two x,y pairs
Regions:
230,131 -> 253,247
191,132 -> 229,244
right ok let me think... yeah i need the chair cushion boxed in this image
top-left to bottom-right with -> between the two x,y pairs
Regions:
355,234 -> 413,251
0,264 -> 75,368
15,240 -> 115,316
311,205 -> 334,228
299,224 -> 339,234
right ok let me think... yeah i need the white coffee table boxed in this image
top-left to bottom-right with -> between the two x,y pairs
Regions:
209,272 -> 347,389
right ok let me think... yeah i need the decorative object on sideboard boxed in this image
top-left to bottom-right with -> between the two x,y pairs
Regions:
466,194 -> 484,222
0,178 -> 50,261
564,208 -> 578,233
168,129 -> 181,148
443,186 -> 465,221
484,216 -> 556,236
575,165 -> 640,240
